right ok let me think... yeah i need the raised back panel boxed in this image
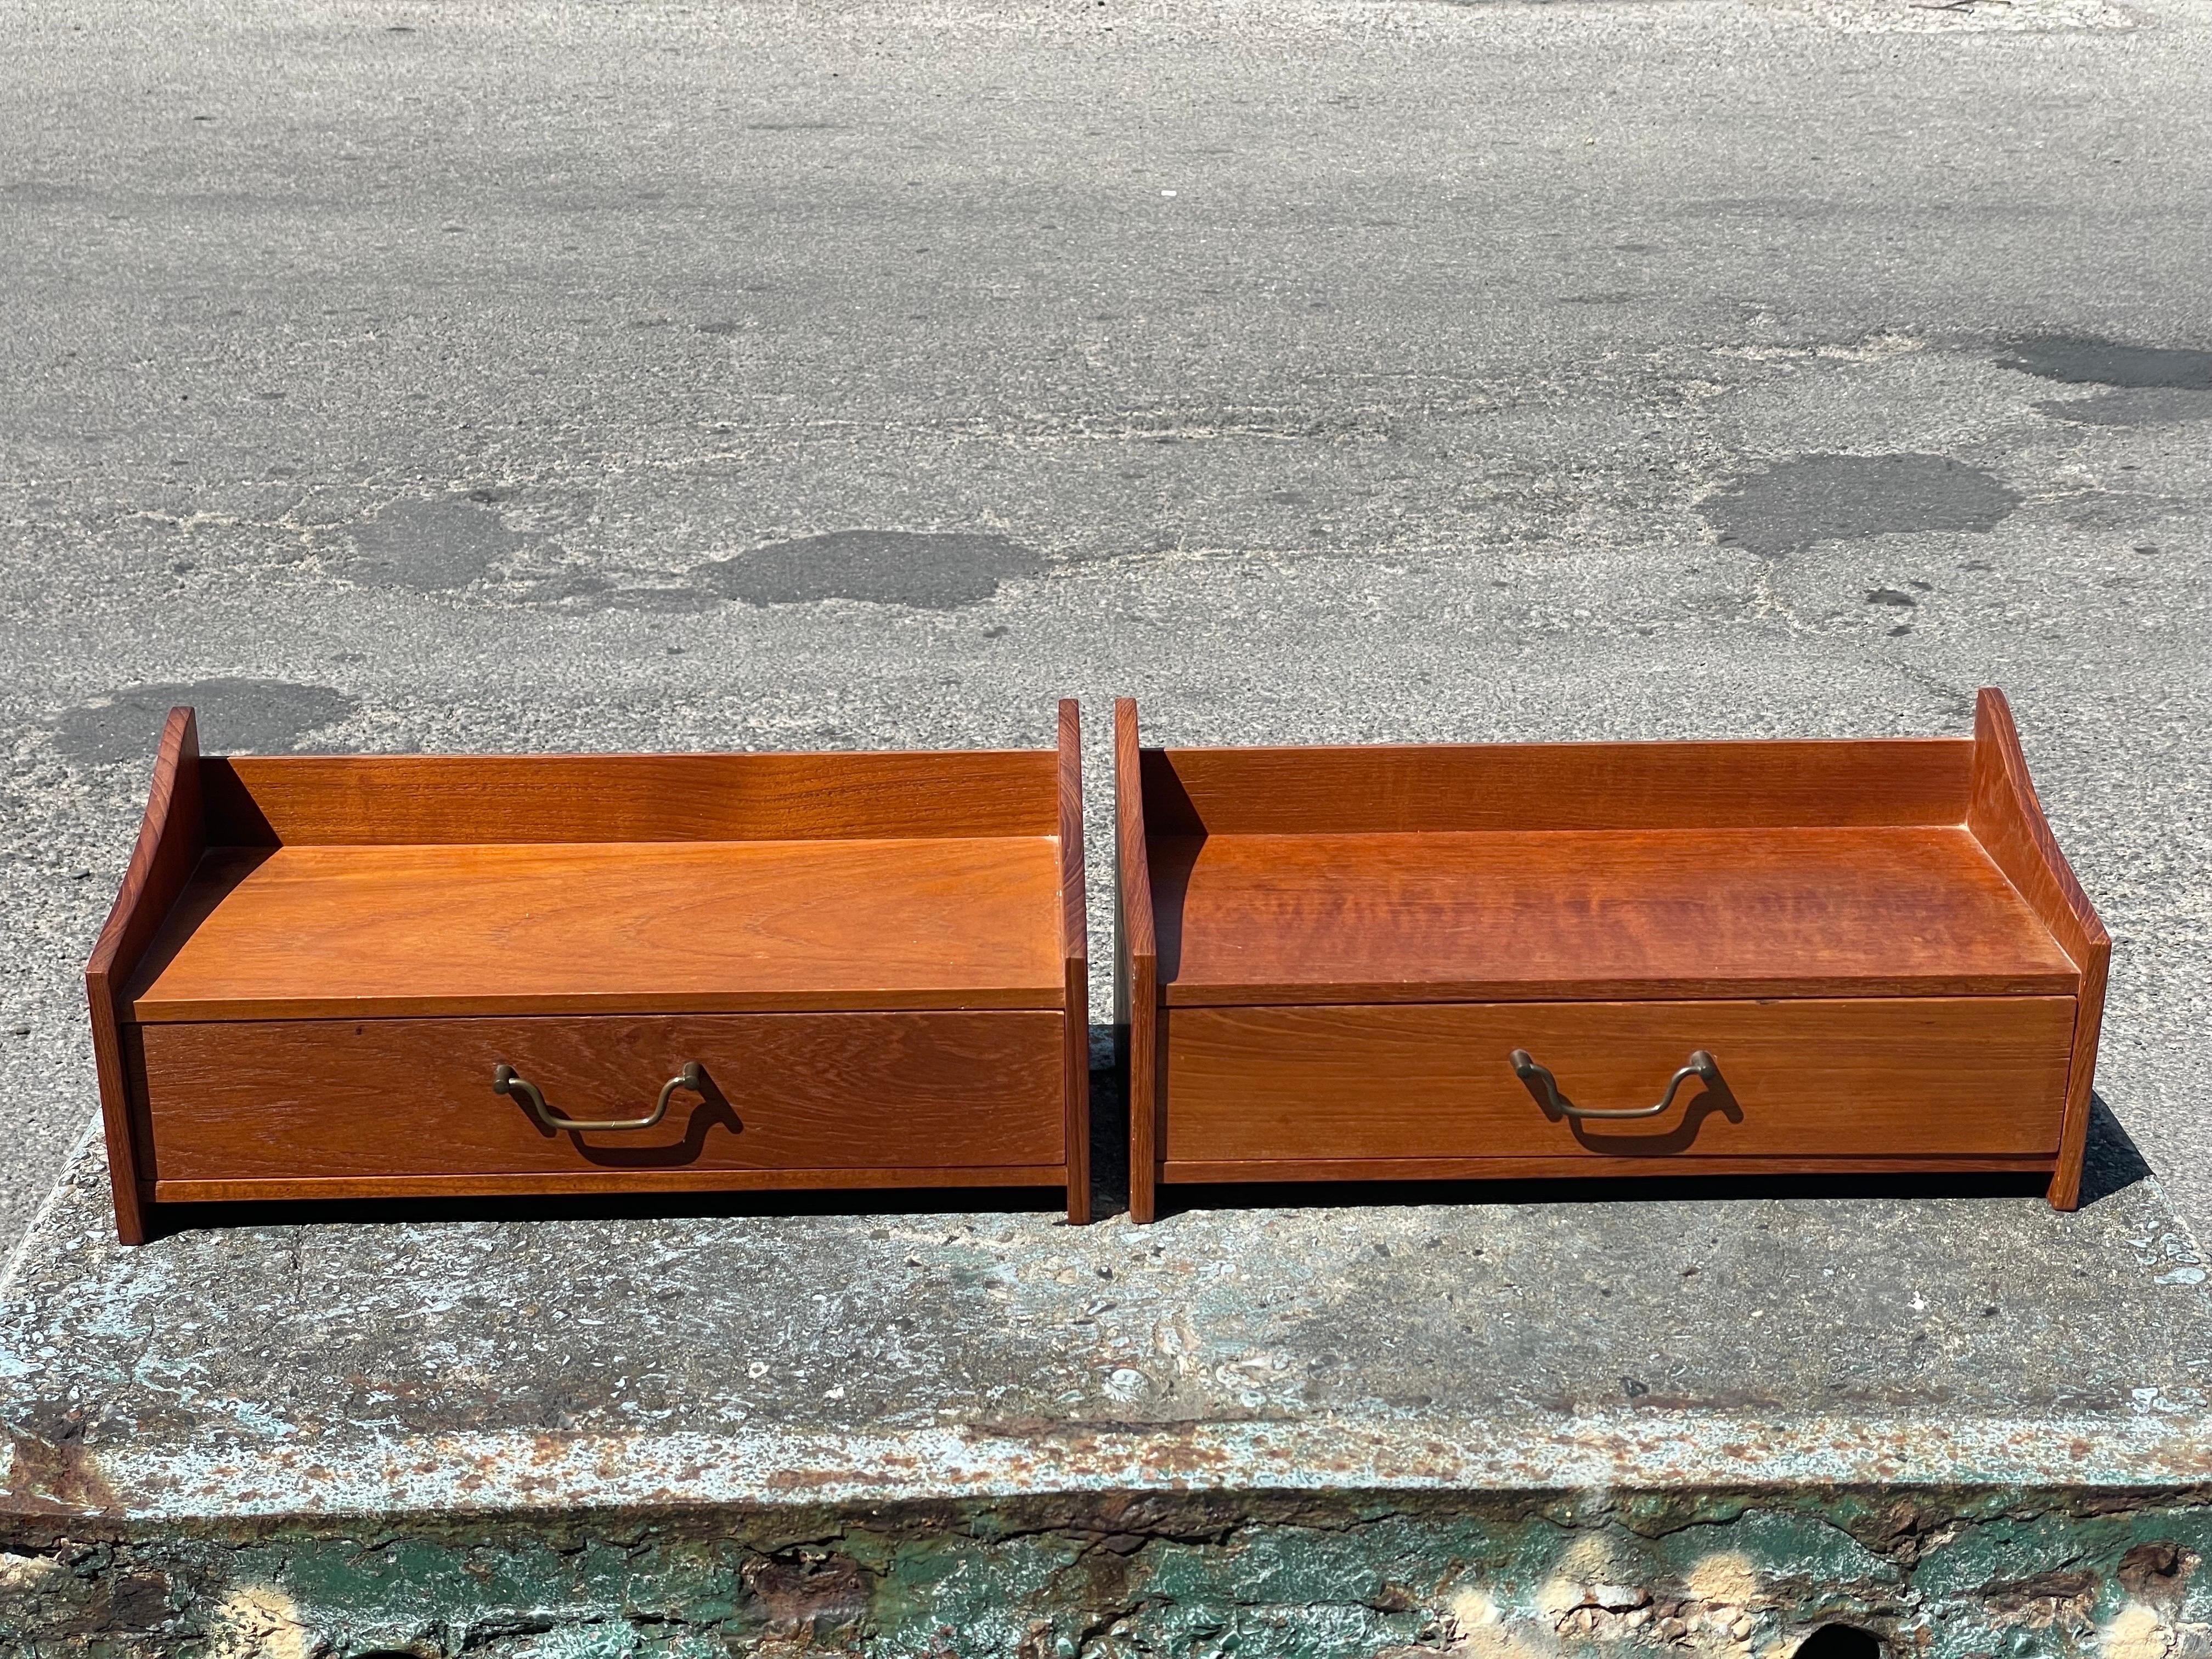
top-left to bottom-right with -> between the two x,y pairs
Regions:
201,751 -> 1061,845
1141,738 -> 1976,836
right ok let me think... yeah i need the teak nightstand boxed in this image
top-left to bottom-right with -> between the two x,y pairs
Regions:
86,704 -> 1091,1243
1114,691 -> 2108,1221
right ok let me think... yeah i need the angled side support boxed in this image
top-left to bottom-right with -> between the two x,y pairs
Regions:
1966,687 -> 2111,1211
84,706 -> 206,1245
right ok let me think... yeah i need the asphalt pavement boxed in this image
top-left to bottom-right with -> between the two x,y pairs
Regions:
2,0 -> 2208,1251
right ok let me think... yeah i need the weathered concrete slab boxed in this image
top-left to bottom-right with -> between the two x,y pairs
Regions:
7,1103 -> 2212,1654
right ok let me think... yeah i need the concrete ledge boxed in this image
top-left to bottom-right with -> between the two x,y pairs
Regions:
5,1115 -> 2212,1654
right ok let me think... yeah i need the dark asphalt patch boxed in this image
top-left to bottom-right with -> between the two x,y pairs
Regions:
1997,336 -> 2212,389
2035,388 -> 2212,427
54,679 -> 359,765
1701,453 -> 2020,557
340,496 -> 534,591
692,531 -> 1045,608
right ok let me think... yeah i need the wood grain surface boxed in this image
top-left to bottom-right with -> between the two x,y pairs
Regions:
1115,699 -> 1161,1223
128,836 -> 1065,1020
1057,698 -> 1092,1223
1160,998 -> 2076,1163
1967,687 -> 2111,1209
84,706 -> 204,1244
200,748 -> 1059,845
1138,736 -> 1974,837
1162,1153 -> 2058,1184
153,1167 -> 1073,1203
139,1011 -> 1065,1181
1153,826 -> 2078,1005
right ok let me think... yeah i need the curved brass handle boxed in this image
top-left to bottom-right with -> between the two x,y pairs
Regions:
494,1061 -> 704,1132
1510,1049 -> 1719,1121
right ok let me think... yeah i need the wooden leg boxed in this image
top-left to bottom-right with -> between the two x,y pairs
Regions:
1111,695 -> 1159,1223
1129,989 -> 1158,1224
114,1193 -> 150,1247
1065,1048 -> 1093,1226
1064,968 -> 1092,1225
2047,964 -> 2107,1212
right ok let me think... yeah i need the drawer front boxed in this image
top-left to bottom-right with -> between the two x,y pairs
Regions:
1163,998 -> 2074,1163
140,1012 -> 1064,1180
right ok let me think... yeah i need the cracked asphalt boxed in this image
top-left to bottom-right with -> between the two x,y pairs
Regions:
3,0 -> 2210,1256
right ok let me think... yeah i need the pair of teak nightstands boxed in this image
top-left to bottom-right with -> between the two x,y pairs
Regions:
86,690 -> 2106,1244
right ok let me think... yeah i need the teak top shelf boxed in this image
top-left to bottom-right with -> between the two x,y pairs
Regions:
129,836 -> 1066,1021
1152,826 -> 2077,1005
1122,699 -> 2104,1007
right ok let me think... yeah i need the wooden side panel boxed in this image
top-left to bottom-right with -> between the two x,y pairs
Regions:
1115,700 -> 1160,1223
1058,698 -> 1092,1223
140,1012 -> 1065,1181
1966,689 -> 2111,1211
1144,737 -> 1974,837
1163,999 -> 2075,1163
200,749 -> 1060,845
84,706 -> 206,1244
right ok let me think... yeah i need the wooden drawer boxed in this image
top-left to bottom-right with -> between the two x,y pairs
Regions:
1163,998 -> 2075,1170
138,1012 -> 1066,1195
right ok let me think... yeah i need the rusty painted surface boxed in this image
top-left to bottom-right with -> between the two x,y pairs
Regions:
14,1413 -> 2212,1526
6,1489 -> 2212,1655
4,1120 -> 2212,1650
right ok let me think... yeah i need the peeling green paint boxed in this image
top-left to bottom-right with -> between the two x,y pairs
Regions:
6,1489 -> 2211,1658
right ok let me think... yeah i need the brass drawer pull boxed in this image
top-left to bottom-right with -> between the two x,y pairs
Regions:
494,1060 -> 705,1132
1510,1048 -> 1719,1121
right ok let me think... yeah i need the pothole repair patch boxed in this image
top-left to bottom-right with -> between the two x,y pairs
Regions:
54,679 -> 359,765
1997,336 -> 2212,390
1701,453 -> 2020,558
692,531 -> 1045,609
340,495 -> 534,592
2001,336 -> 2212,427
